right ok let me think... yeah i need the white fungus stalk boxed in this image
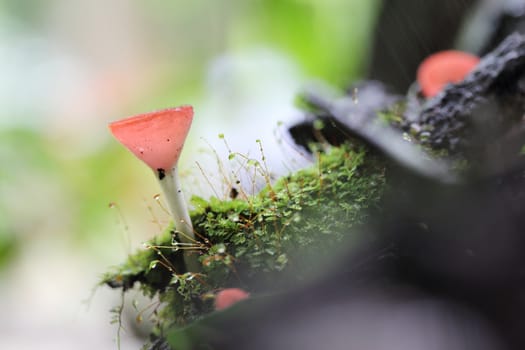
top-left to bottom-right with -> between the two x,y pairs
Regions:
157,165 -> 200,272
157,166 -> 201,272
158,166 -> 194,241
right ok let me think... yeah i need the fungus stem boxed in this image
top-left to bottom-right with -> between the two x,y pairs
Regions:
157,166 -> 200,272
108,105 -> 199,271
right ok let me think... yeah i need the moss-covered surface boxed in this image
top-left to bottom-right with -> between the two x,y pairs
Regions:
101,34 -> 525,347
101,143 -> 387,342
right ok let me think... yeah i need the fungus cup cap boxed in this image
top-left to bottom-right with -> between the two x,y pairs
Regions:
417,51 -> 480,98
109,106 -> 193,171
214,288 -> 250,310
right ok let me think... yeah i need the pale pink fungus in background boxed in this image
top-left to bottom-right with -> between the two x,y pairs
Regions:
214,288 -> 250,311
417,50 -> 480,98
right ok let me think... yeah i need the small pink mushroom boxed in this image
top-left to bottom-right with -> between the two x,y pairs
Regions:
417,50 -> 480,98
214,288 -> 250,311
109,105 -> 199,271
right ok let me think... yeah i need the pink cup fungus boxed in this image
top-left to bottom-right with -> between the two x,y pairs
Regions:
109,105 -> 199,271
417,50 -> 480,98
214,288 -> 250,311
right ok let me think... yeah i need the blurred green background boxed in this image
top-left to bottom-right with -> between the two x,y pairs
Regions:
0,1 -> 379,348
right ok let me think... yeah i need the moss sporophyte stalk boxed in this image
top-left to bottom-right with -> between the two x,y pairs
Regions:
102,128 -> 387,340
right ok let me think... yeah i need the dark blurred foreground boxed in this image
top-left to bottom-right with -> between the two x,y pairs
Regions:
172,1 -> 525,349
189,120 -> 525,350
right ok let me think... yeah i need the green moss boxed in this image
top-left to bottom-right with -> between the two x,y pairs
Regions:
102,143 -> 387,336
377,102 -> 406,127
